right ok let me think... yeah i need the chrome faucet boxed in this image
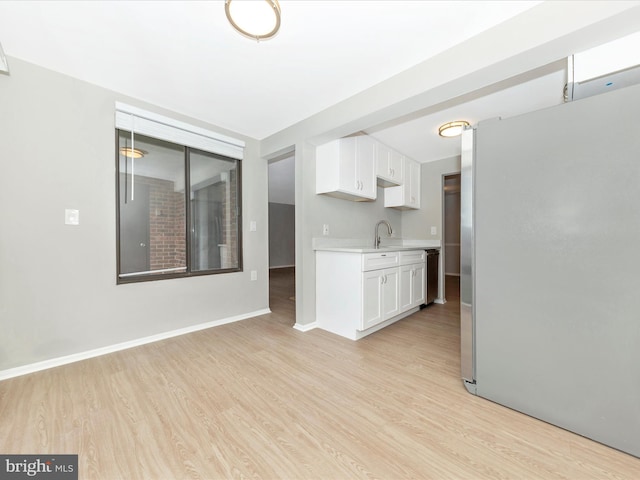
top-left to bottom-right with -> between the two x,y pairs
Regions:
374,220 -> 393,249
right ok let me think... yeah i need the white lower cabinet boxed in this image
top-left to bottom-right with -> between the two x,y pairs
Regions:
316,249 -> 425,340
400,263 -> 425,311
362,267 -> 399,330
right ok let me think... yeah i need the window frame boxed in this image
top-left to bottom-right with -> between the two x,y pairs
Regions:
115,130 -> 243,285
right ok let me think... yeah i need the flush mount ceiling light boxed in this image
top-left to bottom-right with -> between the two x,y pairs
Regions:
119,147 -> 147,159
438,121 -> 470,138
225,0 -> 281,42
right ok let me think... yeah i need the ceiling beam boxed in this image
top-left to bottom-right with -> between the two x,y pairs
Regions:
261,1 -> 640,156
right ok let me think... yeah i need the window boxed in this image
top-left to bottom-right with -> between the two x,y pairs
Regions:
115,104 -> 243,283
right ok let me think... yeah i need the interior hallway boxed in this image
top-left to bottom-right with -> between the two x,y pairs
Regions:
0,269 -> 637,478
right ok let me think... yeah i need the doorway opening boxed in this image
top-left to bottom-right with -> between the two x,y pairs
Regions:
443,173 -> 461,302
267,154 -> 296,318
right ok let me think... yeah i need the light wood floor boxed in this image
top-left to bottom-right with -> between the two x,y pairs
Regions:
1,268 -> 638,479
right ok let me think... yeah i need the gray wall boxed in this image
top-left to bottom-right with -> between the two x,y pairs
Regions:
294,141 -> 403,327
0,58 -> 269,372
402,156 -> 461,300
292,152 -> 461,327
3,3 -> 633,367
401,156 -> 461,241
268,203 -> 295,268
262,3 -> 636,328
444,188 -> 461,276
268,156 -> 295,268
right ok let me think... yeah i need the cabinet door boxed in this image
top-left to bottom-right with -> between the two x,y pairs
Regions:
399,265 -> 414,311
376,143 -> 402,187
355,135 -> 376,199
316,137 -> 376,201
389,150 -> 404,184
383,157 -> 421,209
362,270 -> 383,330
339,137 -> 359,195
376,142 -> 391,179
381,268 -> 400,320
411,263 -> 426,307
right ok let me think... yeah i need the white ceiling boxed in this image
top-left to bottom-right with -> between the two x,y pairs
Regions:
0,0 -> 547,160
366,61 -> 567,162
2,1 -> 636,164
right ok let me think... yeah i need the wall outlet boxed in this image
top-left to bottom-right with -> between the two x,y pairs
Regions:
323,224 -> 330,236
65,209 -> 80,225
250,220 -> 257,232
250,270 -> 257,281
430,226 -> 437,235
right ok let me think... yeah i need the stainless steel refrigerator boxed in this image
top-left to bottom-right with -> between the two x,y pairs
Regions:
460,82 -> 640,459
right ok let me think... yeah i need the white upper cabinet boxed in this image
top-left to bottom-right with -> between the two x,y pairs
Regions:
316,133 -> 421,208
384,157 -> 421,210
316,135 -> 376,201
376,142 -> 403,187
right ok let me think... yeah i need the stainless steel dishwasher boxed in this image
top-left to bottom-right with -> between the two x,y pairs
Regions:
425,249 -> 439,304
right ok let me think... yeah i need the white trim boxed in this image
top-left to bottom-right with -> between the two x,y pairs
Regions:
119,266 -> 187,278
115,102 -> 245,160
352,307 -> 418,340
0,308 -> 271,381
293,322 -> 317,332
269,265 -> 295,270
434,298 -> 446,304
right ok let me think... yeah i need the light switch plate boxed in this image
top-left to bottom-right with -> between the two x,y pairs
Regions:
65,209 -> 80,225
323,224 -> 330,236
250,220 -> 257,232
430,226 -> 437,235
250,270 -> 257,281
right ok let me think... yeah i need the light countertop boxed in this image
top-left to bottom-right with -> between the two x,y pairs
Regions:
313,238 -> 441,253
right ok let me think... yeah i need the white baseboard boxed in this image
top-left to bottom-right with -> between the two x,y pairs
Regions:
293,322 -> 317,332
434,298 -> 446,304
269,265 -> 295,269
0,308 -> 271,382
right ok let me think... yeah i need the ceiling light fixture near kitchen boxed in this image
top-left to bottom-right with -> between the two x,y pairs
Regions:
119,147 -> 147,159
225,0 -> 281,42
438,120 -> 470,138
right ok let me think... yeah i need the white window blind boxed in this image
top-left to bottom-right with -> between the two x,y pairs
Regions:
115,102 -> 245,160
